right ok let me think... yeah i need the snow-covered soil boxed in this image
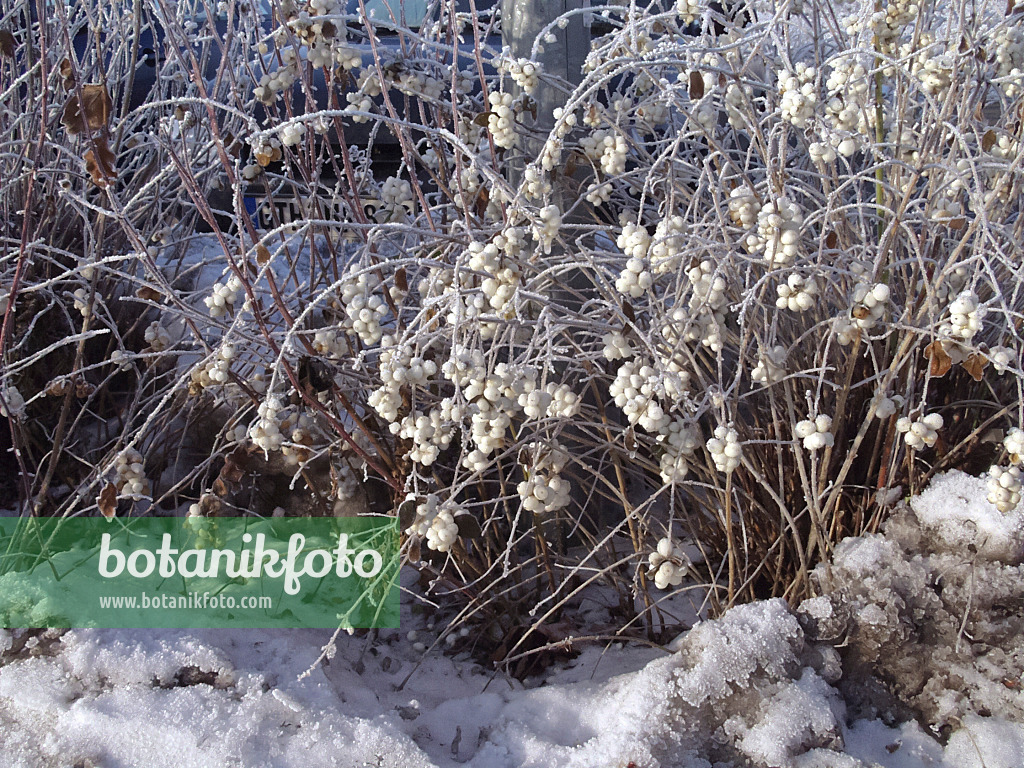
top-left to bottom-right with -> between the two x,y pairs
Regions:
1,470 -> 1022,768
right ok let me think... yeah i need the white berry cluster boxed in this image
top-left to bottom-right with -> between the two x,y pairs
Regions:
249,395 -> 288,452
602,331 -> 634,360
205,274 -> 243,318
487,91 -> 517,149
144,321 -> 172,352
345,69 -> 383,122
988,346 -> 1017,374
778,64 -> 818,128
728,187 -> 759,230
393,404 -> 459,466
503,57 -> 541,95
532,204 -> 561,254
776,273 -> 818,312
706,425 -> 742,474
941,289 -> 983,343
835,282 -> 889,344
751,345 -> 788,386
115,447 -> 150,497
407,495 -> 464,553
658,417 -> 701,483
516,377 -> 580,420
189,344 -> 237,391
648,537 -> 691,589
339,271 -> 388,345
725,82 -> 754,129
378,176 -> 415,221
610,359 -> 672,433
987,465 -> 1022,513
379,338 -> 438,389
823,58 -> 870,156
794,414 -> 834,452
993,26 -> 1024,97
649,216 -> 687,274
677,0 -> 701,24
313,329 -> 348,360
522,166 -> 551,200
747,196 -> 804,266
615,255 -> 655,298
467,239 -> 522,317
872,390 -> 904,420
0,384 -> 26,419
1004,428 -> 1024,463
903,37 -> 955,97
518,444 -> 572,515
72,287 -> 91,318
281,411 -> 315,466
582,124 -> 622,168
896,412 -> 943,450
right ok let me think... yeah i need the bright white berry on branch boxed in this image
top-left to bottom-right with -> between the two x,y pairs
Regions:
896,412 -> 943,449
707,425 -> 741,473
988,465 -> 1022,513
648,537 -> 690,589
794,414 -> 834,451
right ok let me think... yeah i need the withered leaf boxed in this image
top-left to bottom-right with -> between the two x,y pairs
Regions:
212,475 -> 231,497
564,151 -> 578,178
689,70 -> 705,100
472,111 -> 493,127
963,352 -> 988,381
85,135 -> 117,187
455,513 -> 482,540
62,83 -> 111,135
982,129 -> 998,152
397,497 -> 418,531
59,58 -> 74,89
622,299 -> 636,326
824,230 -> 839,250
946,217 -> 966,230
222,446 -> 250,484
256,243 -> 271,265
45,378 -> 70,397
393,266 -> 408,293
136,285 -> 163,303
98,482 -> 117,519
75,378 -> 96,398
0,29 -> 15,59
624,426 -> 637,453
407,538 -> 421,563
924,341 -> 953,377
474,185 -> 489,220
321,20 -> 336,38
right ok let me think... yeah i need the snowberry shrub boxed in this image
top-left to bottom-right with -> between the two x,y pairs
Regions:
7,0 -> 1023,662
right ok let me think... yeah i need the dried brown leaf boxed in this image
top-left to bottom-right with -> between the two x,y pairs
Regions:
98,482 -> 117,519
689,70 -> 705,100
136,285 -> 163,303
0,29 -> 15,59
924,341 -> 953,377
472,111 -> 493,127
394,266 -> 408,294
983,129 -> 998,152
256,244 -> 271,265
62,84 -> 111,135
85,135 -> 117,187
963,352 -> 988,381
59,58 -> 74,89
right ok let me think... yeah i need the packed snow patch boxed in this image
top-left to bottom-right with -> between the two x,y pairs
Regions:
1,470 -> 1022,767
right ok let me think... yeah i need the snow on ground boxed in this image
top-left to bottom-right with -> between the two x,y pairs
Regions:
1,470 -> 1022,768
